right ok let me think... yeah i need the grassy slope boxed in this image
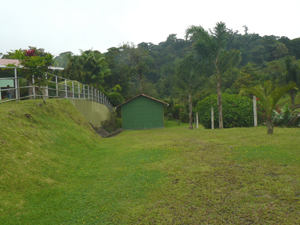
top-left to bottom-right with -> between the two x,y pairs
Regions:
1,99 -> 300,224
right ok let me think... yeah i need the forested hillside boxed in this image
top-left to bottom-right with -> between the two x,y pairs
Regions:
52,24 -> 299,101
2,22 -> 300,124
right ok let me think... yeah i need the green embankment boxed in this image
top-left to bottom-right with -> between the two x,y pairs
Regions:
1,99 -> 300,224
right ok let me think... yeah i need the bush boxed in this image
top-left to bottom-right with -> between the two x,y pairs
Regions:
273,104 -> 298,126
101,119 -> 122,133
107,92 -> 124,107
179,111 -> 189,123
196,94 -> 263,129
172,104 -> 184,119
167,113 -> 173,121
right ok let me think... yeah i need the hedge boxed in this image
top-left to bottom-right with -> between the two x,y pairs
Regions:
196,94 -> 263,129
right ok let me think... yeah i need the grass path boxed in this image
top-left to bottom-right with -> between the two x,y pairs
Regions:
1,100 -> 300,224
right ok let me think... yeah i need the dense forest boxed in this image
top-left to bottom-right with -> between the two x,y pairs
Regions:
2,22 -> 300,126
53,25 -> 299,97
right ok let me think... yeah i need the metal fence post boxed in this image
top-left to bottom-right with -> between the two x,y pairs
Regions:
55,76 -> 58,97
32,75 -> 35,99
65,79 -> 67,98
83,85 -> 85,99
14,68 -> 18,102
87,86 -> 89,100
78,82 -> 80,99
72,81 -> 74,98
45,73 -> 48,98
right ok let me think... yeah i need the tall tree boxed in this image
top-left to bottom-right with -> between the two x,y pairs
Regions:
284,56 -> 300,107
12,48 -> 54,103
63,50 -> 111,89
53,51 -> 73,68
175,51 -> 204,129
125,44 -> 149,94
186,22 -> 241,129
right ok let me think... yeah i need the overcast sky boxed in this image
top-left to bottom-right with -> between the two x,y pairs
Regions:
1,0 -> 299,57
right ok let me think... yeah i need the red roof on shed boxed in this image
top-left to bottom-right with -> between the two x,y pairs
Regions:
0,59 -> 20,66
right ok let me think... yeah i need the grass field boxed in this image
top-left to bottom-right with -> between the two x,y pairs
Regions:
1,99 -> 300,224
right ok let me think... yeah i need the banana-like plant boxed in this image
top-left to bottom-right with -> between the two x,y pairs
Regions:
242,81 -> 297,134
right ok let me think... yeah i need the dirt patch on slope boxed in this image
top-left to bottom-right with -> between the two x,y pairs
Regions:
89,123 -> 123,138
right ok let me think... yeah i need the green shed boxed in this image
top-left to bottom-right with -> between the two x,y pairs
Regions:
116,94 -> 168,130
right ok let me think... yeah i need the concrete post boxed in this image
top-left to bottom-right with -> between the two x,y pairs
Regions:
253,95 -> 257,127
196,112 -> 199,129
211,107 -> 214,129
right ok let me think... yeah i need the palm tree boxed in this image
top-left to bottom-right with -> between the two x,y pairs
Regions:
175,52 -> 204,129
186,22 -> 241,129
284,56 -> 300,108
243,82 -> 297,134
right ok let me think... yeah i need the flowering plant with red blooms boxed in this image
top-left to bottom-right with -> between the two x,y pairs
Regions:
256,98 -> 267,124
24,49 -> 36,57
275,105 -> 281,113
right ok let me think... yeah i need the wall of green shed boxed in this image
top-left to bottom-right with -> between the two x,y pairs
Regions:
121,96 -> 164,130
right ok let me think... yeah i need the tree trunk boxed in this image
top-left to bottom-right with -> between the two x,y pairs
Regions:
266,117 -> 273,134
291,92 -> 295,108
28,80 -> 33,99
38,86 -> 46,104
189,93 -> 193,129
217,78 -> 223,129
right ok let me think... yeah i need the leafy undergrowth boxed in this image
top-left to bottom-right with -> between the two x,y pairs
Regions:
277,92 -> 300,108
1,100 -> 300,224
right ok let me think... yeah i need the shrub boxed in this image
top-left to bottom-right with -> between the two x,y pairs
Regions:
107,92 -> 124,107
179,111 -> 189,123
196,94 -> 263,129
172,104 -> 184,119
101,119 -> 122,133
273,104 -> 298,126
167,113 -> 173,121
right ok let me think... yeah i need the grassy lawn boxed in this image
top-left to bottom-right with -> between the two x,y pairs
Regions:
1,100 -> 300,224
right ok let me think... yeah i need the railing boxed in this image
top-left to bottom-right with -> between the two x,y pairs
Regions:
0,68 -> 114,112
